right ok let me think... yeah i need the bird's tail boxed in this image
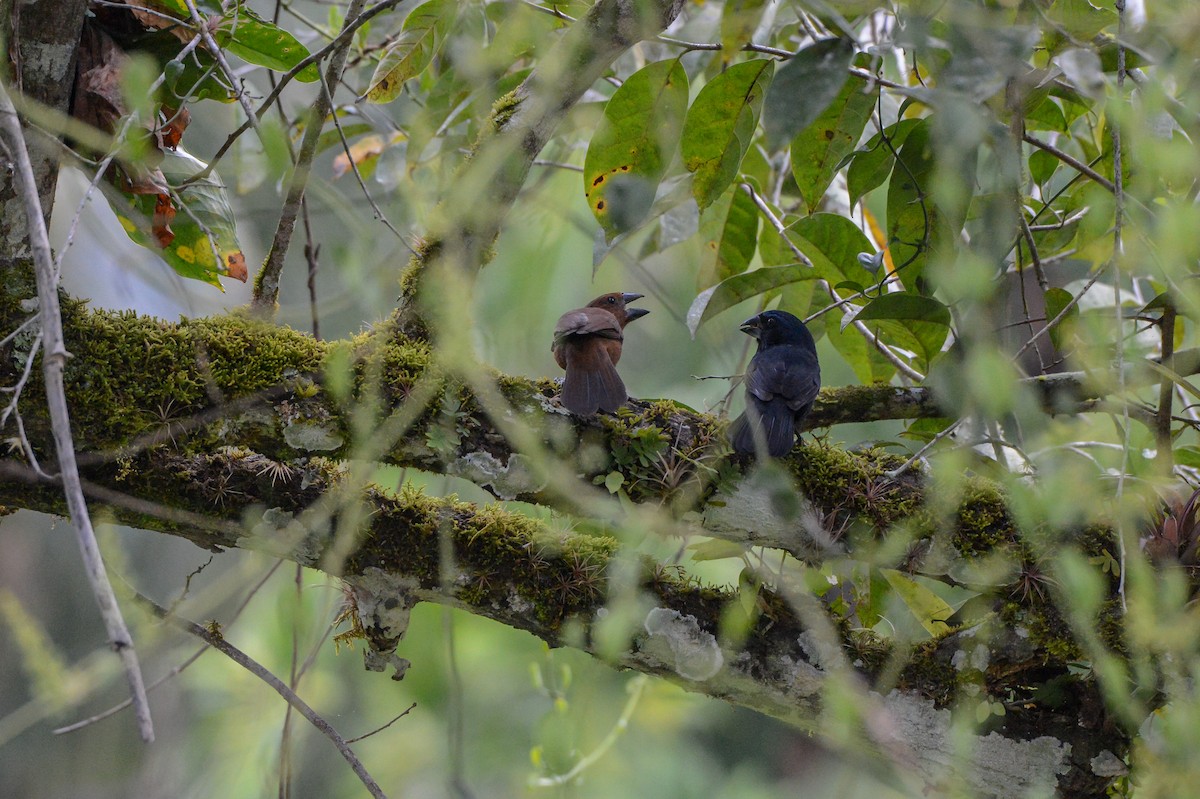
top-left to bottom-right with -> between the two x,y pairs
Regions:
730,401 -> 794,457
562,351 -> 627,415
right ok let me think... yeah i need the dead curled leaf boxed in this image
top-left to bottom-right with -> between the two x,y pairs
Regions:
224,251 -> 248,282
158,106 -> 191,150
152,193 -> 176,248
331,132 -> 405,179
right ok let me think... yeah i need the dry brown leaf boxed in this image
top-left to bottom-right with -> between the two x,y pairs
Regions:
152,193 -> 177,248
224,251 -> 248,282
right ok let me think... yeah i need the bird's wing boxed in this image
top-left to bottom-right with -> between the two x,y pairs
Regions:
745,345 -> 820,409
553,308 -> 623,346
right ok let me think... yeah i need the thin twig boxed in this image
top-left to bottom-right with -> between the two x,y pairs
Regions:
1112,0 -> 1130,612
181,0 -> 264,139
53,561 -> 284,735
345,703 -> 417,743
134,591 -> 387,799
1155,303 -> 1176,471
1023,133 -> 1116,194
253,0 -> 368,313
302,199 -> 322,339
1013,267 -> 1106,360
316,68 -> 416,253
0,79 -> 154,742
528,675 -> 648,788
1019,212 -> 1049,292
885,420 -> 962,479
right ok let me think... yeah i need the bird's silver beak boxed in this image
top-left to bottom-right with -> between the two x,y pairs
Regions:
739,315 -> 762,338
622,293 -> 648,323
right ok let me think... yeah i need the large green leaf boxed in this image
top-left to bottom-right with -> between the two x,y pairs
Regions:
762,38 -> 854,151
824,308 -> 896,385
363,0 -> 457,104
686,262 -> 821,337
850,293 -> 951,371
880,569 -> 955,637
786,213 -> 878,291
846,118 -> 920,207
719,0 -> 769,60
682,59 -> 773,210
216,6 -> 320,82
790,71 -> 877,214
695,184 -> 760,288
886,118 -> 936,290
1043,286 -> 1080,352
1047,0 -> 1118,39
105,149 -> 246,289
584,59 -> 689,237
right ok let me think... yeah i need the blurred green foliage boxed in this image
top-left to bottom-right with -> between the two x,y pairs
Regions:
11,0 -> 1200,796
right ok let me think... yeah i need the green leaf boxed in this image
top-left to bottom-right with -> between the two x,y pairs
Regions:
786,213 -> 878,289
851,293 -> 951,371
696,184 -> 760,287
363,0 -> 457,104
1048,0 -> 1118,39
824,310 -> 895,385
852,293 -> 951,325
688,538 -> 747,562
603,471 -> 625,494
584,59 -> 689,237
216,7 -> 320,82
790,71 -> 877,214
763,38 -> 854,151
1028,149 -> 1059,185
1174,446 -> 1200,469
719,0 -> 769,59
686,262 -> 822,337
1025,96 -> 1067,131
880,568 -> 954,637
901,417 -> 956,442
886,118 -> 936,290
846,118 -> 919,207
682,59 -> 773,210
1043,286 -> 1079,352
106,150 -> 246,289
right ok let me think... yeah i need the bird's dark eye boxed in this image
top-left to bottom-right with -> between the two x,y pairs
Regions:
607,297 -> 616,304
764,316 -> 775,326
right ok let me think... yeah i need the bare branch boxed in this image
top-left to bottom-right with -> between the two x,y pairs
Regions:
0,78 -> 154,742
136,591 -> 388,799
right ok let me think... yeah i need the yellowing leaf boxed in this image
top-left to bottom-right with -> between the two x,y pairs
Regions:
363,0 -> 457,104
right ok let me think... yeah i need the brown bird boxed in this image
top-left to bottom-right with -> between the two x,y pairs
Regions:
552,292 -> 649,415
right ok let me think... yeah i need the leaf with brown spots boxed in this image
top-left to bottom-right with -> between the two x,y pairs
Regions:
583,58 -> 688,238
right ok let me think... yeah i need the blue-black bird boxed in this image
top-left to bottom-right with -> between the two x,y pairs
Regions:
552,292 -> 649,415
729,310 -> 821,457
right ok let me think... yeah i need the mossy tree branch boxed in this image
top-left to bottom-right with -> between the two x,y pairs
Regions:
0,282 -> 1128,572
0,442 -> 1123,798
